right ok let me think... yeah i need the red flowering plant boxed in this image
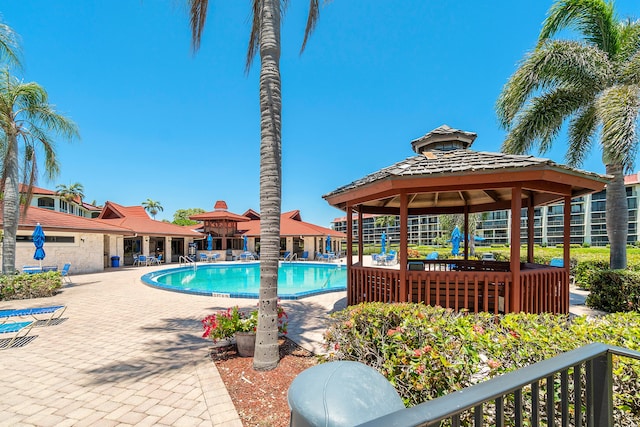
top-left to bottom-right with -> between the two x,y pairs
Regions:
202,303 -> 288,343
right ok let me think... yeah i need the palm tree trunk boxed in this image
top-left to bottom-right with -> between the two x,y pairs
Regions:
606,163 -> 628,269
2,133 -> 19,274
253,0 -> 282,371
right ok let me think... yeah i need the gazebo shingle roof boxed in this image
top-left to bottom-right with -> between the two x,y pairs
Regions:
324,149 -> 608,199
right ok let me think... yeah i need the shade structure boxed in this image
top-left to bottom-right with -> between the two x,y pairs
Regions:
207,234 -> 212,251
451,226 -> 462,256
243,235 -> 248,252
32,223 -> 46,266
326,235 -> 331,253
380,231 -> 387,254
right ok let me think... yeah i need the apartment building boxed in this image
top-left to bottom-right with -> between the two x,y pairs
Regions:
332,172 -> 640,247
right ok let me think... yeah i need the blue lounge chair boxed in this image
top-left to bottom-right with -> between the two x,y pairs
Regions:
0,320 -> 35,350
199,253 -> 208,262
282,251 -> 291,261
0,305 -> 66,326
239,252 -> 255,261
61,263 -> 72,284
426,251 -> 439,260
299,251 -> 309,261
550,258 -> 564,267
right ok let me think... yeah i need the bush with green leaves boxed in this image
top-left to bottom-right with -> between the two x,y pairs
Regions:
586,270 -> 640,312
323,303 -> 640,425
0,272 -> 63,300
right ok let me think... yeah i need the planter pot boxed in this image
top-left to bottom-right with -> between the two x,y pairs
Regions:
235,332 -> 256,357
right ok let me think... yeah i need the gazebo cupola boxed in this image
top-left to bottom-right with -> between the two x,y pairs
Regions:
410,124 -> 477,154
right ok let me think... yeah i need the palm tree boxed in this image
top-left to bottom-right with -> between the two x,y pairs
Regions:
56,182 -> 85,205
0,69 -> 79,273
188,0 -> 321,371
142,198 -> 163,219
496,0 -> 640,270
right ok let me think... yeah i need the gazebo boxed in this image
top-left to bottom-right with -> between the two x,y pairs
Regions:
323,125 -> 609,314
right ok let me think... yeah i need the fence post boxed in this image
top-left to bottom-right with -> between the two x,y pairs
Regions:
587,352 -> 613,426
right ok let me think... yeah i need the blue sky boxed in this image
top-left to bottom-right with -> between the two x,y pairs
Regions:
1,1 -> 638,226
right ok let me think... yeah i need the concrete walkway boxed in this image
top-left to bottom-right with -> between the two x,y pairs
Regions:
0,263 -> 597,426
0,265 -> 346,426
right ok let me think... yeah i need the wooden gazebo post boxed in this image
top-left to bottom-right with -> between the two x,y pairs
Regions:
510,186 -> 522,313
527,201 -> 535,263
400,192 -> 408,302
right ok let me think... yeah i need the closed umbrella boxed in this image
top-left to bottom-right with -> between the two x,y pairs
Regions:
207,234 -> 213,251
380,231 -> 387,254
243,235 -> 248,252
451,226 -> 462,256
32,223 -> 46,267
326,235 -> 331,253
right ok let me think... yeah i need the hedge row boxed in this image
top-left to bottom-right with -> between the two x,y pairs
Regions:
0,272 -> 63,300
323,303 -> 640,425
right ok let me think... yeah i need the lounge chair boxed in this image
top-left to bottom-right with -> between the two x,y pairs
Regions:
0,305 -> 66,326
239,252 -> 255,261
138,255 -> 148,266
299,251 -> 309,261
199,253 -> 208,262
60,263 -> 72,284
282,251 -> 291,261
426,251 -> 439,260
550,258 -> 563,267
0,320 -> 35,350
22,266 -> 42,274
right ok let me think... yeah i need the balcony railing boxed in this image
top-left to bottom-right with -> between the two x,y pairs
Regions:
357,343 -> 640,427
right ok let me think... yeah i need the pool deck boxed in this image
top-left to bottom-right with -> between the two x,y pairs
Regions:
0,259 -> 600,426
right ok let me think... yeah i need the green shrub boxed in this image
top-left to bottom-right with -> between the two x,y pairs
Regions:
323,303 -> 640,425
573,260 -> 610,290
586,270 -> 640,312
582,242 -> 591,248
0,272 -> 62,300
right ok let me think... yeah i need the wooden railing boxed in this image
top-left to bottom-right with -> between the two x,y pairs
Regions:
349,263 -> 569,314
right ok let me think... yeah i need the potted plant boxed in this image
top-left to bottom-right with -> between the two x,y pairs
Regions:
201,304 -> 288,357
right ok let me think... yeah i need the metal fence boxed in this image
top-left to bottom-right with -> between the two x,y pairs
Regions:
357,343 -> 640,427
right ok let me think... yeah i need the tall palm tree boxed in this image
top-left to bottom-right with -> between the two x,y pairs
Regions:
142,198 -> 163,219
56,182 -> 85,205
0,69 -> 79,273
496,0 -> 640,269
188,0 -> 321,371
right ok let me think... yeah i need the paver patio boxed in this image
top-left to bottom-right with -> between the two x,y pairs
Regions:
0,259 -> 597,426
0,265 -> 346,426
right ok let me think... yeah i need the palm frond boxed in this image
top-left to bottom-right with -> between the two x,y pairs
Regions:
616,18 -> 640,62
597,84 -> 640,171
502,87 -> 586,155
539,0 -> 619,55
245,0 -> 262,74
188,0 -> 209,53
621,51 -> 640,85
300,0 -> 320,54
0,21 -> 21,69
567,104 -> 598,167
497,40 -> 611,128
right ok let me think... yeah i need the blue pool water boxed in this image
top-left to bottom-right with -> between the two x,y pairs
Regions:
141,262 -> 347,299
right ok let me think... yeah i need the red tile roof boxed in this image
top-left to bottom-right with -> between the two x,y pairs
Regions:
240,210 -> 345,238
0,206 -> 132,234
97,201 -> 203,237
189,201 -> 250,222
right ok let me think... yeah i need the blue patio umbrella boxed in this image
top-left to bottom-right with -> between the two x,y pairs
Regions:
451,226 -> 462,256
243,235 -> 248,252
32,223 -> 46,266
326,235 -> 331,253
380,231 -> 387,254
206,234 -> 212,251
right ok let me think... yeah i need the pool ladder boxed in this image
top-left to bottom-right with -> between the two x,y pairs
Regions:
179,255 -> 197,270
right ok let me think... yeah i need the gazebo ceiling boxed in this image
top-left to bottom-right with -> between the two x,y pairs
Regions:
323,125 -> 610,213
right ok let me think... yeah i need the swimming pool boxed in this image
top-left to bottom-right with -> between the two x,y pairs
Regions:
141,262 -> 347,299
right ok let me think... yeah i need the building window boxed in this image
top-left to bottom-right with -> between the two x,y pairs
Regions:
60,200 -> 68,213
37,197 -> 55,210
